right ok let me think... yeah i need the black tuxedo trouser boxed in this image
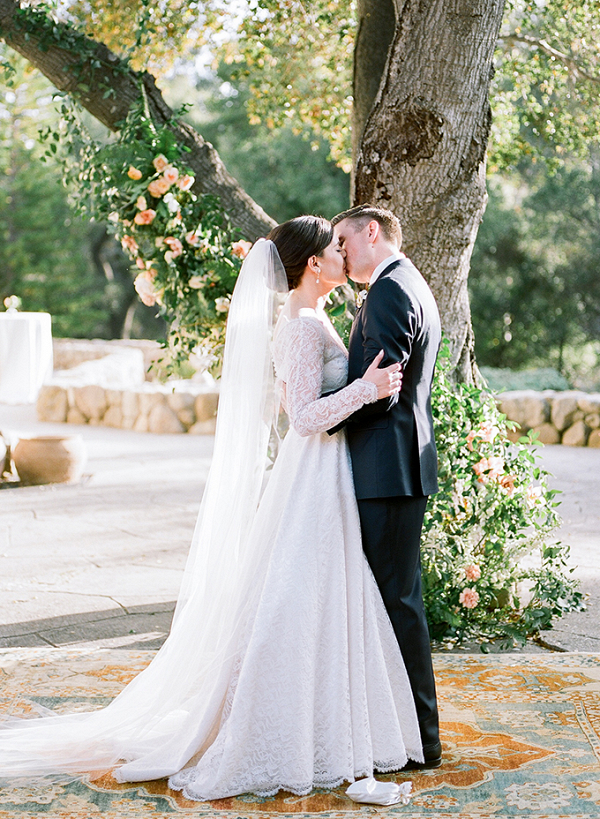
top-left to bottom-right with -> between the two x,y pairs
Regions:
357,495 -> 440,752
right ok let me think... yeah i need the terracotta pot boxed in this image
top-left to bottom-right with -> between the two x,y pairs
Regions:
13,435 -> 87,486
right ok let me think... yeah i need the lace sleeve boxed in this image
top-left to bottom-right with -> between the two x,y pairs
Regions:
281,318 -> 378,437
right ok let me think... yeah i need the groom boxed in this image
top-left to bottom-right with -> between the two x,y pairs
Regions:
330,204 -> 442,768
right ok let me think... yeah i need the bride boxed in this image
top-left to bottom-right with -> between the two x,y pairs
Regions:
0,216 -> 423,800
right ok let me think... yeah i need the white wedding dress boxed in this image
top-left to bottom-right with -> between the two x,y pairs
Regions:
0,248 -> 422,801
167,310 -> 423,799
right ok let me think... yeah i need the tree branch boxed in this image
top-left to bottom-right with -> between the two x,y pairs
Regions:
500,32 -> 600,87
0,0 -> 276,239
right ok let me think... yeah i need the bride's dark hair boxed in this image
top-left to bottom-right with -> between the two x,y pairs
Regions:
267,216 -> 333,290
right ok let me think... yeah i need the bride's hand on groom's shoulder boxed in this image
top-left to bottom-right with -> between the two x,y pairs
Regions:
363,350 -> 402,399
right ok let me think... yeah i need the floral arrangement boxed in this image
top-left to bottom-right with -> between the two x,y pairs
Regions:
3,295 -> 22,311
423,340 -> 583,649
46,97 -> 251,370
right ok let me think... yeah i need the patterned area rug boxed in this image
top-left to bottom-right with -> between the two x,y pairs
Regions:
0,649 -> 599,818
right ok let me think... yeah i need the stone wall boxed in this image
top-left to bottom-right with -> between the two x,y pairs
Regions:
37,373 -> 600,444
498,390 -> 600,447
53,338 -> 163,380
37,382 -> 219,434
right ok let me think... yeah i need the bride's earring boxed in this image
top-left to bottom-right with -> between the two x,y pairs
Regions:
315,268 -> 320,284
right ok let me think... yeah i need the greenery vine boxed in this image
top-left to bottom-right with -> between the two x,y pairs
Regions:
423,340 -> 584,649
41,94 -> 247,369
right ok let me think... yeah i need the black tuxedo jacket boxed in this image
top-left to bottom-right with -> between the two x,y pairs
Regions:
334,257 -> 441,499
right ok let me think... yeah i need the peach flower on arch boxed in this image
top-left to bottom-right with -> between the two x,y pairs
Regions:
473,457 -> 489,480
464,563 -> 481,582
479,422 -> 499,443
177,174 -> 195,191
459,588 -> 479,609
232,240 -> 252,259
128,166 -> 142,180
526,485 -> 545,507
148,177 -> 171,198
134,209 -> 157,226
466,430 -> 478,451
121,235 -> 139,254
499,474 -> 517,497
487,455 -> 505,480
136,195 -> 147,211
153,154 -> 169,172
164,237 -> 183,257
163,165 -> 179,186
134,272 -> 158,307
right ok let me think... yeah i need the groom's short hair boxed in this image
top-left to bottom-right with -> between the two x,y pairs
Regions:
331,205 -> 402,248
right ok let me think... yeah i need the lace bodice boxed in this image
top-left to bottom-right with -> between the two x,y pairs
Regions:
273,315 -> 377,437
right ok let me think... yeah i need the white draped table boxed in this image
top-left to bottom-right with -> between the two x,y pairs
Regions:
0,312 -> 53,404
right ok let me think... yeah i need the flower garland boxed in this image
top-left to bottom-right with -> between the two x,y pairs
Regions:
48,97 -> 252,370
422,340 -> 584,648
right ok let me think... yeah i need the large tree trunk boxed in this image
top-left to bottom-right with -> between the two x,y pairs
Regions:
354,0 -> 506,381
0,0 -> 275,240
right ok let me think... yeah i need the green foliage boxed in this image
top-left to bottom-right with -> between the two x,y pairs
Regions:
470,161 -> 600,378
205,0 -> 600,172
67,0 -> 210,73
170,64 -> 351,223
423,340 -> 584,649
0,52 -> 142,339
492,0 -> 600,171
213,0 -> 355,168
480,367 -> 570,393
45,93 -> 245,368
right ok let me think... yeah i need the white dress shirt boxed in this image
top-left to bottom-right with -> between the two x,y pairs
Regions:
369,250 -> 405,287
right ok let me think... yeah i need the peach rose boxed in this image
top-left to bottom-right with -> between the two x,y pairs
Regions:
466,430 -> 478,451
134,272 -> 157,306
153,154 -> 169,172
128,166 -> 142,180
121,235 -> 139,254
479,422 -> 499,443
499,474 -> 516,497
473,457 -> 489,479
164,236 -> 183,257
134,209 -> 157,226
487,455 -> 505,480
136,195 -> 147,211
185,231 -> 199,246
231,240 -> 252,259
177,174 -> 195,191
459,588 -> 479,609
135,257 -> 146,270
464,563 -> 481,582
148,177 -> 171,198
163,165 -> 179,186
215,296 -> 231,313
526,485 -> 545,507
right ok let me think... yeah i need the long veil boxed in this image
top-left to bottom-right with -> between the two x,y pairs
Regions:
0,239 -> 289,782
